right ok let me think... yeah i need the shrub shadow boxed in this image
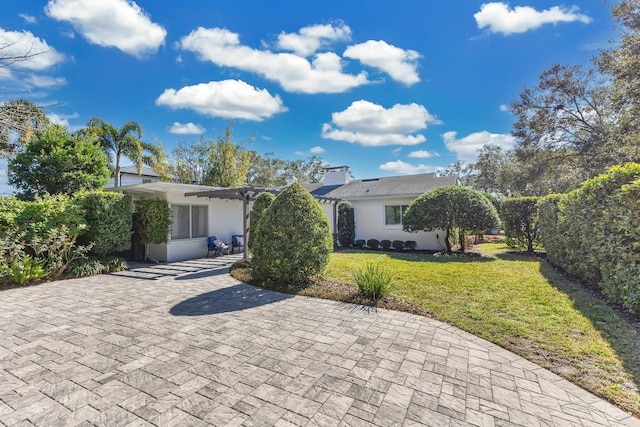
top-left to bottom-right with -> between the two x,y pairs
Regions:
339,249 -> 496,263
170,283 -> 293,316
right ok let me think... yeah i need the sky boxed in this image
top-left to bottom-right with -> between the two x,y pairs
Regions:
0,0 -> 617,194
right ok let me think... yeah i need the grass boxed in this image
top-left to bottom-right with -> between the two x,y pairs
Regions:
232,243 -> 640,416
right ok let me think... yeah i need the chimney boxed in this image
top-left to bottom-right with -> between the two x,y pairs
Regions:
322,166 -> 349,186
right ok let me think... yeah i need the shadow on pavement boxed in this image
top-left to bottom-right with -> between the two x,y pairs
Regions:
170,283 -> 293,316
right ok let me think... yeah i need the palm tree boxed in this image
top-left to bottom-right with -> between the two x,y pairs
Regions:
0,98 -> 49,157
86,118 -> 159,187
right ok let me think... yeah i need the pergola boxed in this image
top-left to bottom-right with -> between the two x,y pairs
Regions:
184,186 -> 341,259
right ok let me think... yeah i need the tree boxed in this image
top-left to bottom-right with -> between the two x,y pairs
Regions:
133,198 -> 171,262
337,201 -> 355,247
201,123 -> 252,187
247,153 -> 325,187
86,118 -> 158,187
0,99 -> 49,158
8,125 -> 110,199
251,182 -> 333,286
500,197 -> 540,254
403,186 -> 500,253
248,191 -> 275,249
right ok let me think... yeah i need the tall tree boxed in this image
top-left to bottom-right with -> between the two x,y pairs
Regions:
0,99 -> 49,158
8,125 -> 110,199
86,118 -> 158,187
201,123 -> 252,187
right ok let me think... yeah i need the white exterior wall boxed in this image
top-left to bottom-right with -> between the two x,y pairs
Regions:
106,173 -> 159,188
349,198 -> 443,250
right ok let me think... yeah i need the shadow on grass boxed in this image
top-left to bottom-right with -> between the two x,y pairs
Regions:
497,251 -> 640,409
338,249 -> 496,264
170,282 -> 293,316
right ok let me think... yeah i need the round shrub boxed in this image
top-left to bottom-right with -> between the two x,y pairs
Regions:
405,240 -> 417,250
380,239 -> 392,250
249,192 -> 275,249
251,182 -> 333,286
354,239 -> 365,248
366,239 -> 379,250
392,240 -> 405,250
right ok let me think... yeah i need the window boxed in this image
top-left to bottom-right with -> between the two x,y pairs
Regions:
171,204 -> 208,239
385,204 -> 409,226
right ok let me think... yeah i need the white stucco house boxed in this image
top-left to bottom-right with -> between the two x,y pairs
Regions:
109,165 -> 456,262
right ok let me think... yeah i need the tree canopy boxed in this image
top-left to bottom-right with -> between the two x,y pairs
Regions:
8,125 -> 110,199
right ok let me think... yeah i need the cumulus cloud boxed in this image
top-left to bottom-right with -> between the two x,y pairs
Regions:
20,14 -> 37,24
295,145 -> 326,156
47,112 -> 79,128
45,0 -> 166,57
474,2 -> 592,35
156,79 -> 287,121
443,130 -> 515,162
0,27 -> 65,72
179,27 -> 369,94
25,75 -> 67,88
276,23 -> 351,56
168,122 -> 205,135
344,40 -> 420,85
379,160 -> 436,175
321,100 -> 439,147
408,150 -> 439,158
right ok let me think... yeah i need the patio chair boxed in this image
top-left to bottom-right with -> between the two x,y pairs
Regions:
231,234 -> 245,254
207,236 -> 230,257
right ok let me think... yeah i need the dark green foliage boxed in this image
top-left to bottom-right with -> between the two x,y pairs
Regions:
251,182 -> 333,286
75,191 -> 133,258
403,186 -> 500,252
337,201 -> 355,247
392,240 -> 405,250
354,239 -> 365,248
367,239 -> 379,250
501,197 -> 540,253
380,240 -> 392,250
249,191 -> 275,249
405,240 -> 417,250
8,125 -> 110,199
68,256 -> 127,277
133,198 -> 171,261
539,163 -> 640,314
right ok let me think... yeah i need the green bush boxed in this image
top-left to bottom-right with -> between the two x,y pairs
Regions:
251,182 -> 333,286
76,191 -> 133,258
405,240 -> 417,250
501,196 -> 540,253
367,239 -> 379,250
68,258 -> 107,277
380,239 -> 392,250
354,239 -> 365,248
133,198 -> 171,262
392,240 -> 405,250
352,263 -> 394,301
337,201 -> 355,247
538,163 -> 640,314
1,255 -> 48,285
249,192 -> 275,249
105,256 -> 128,272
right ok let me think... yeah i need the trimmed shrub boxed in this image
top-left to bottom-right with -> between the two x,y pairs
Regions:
392,240 -> 405,250
366,239 -> 379,250
380,239 -> 392,250
405,240 -> 417,250
352,263 -> 393,301
249,192 -> 275,249
75,191 -> 133,258
354,239 -> 365,248
133,198 -> 171,262
500,196 -> 540,254
251,182 -> 333,287
337,201 -> 355,247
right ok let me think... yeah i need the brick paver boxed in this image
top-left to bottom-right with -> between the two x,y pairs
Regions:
0,255 -> 638,426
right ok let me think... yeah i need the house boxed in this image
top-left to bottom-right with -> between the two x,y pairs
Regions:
110,165 -> 456,262
105,165 -> 161,188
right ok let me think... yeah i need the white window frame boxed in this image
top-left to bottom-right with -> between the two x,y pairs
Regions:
384,204 -> 409,228
170,204 -> 208,240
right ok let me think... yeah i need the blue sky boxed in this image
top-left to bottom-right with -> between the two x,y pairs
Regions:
0,0 -> 615,194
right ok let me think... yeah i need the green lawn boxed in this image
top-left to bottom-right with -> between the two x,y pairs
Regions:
322,244 -> 640,415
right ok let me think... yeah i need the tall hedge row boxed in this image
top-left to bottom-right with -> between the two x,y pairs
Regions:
500,197 -> 540,254
539,163 -> 640,314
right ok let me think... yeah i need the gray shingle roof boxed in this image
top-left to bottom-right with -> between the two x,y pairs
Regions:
306,173 -> 457,199
119,165 -> 160,177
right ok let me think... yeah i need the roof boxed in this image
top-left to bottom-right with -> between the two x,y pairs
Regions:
119,165 -> 160,177
306,173 -> 457,200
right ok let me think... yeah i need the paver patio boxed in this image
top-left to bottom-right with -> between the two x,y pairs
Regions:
0,255 -> 638,426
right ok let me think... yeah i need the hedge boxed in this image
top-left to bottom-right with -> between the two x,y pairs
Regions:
501,196 -> 540,254
539,163 -> 640,314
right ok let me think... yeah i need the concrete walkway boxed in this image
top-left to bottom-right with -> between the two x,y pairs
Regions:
0,256 -> 638,426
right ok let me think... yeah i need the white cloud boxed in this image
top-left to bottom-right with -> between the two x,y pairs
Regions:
168,122 -> 205,135
499,104 -> 510,112
310,146 -> 325,154
321,100 -> 439,147
379,160 -> 436,175
276,23 -> 351,56
20,14 -> 37,24
344,40 -> 420,85
25,75 -> 67,88
45,0 -> 166,57
391,148 -> 402,155
179,27 -> 369,94
408,150 -> 439,158
443,130 -> 515,162
47,112 -> 79,128
156,79 -> 287,121
474,2 -> 592,35
0,27 -> 65,71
